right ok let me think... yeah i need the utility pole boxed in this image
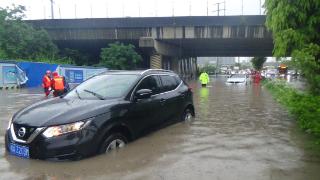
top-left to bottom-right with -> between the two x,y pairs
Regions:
224,0 -> 226,16
122,0 -> 125,17
50,0 -> 54,19
172,0 -> 174,17
74,4 -> 77,18
138,1 -> 141,17
155,0 -> 158,17
259,0 -> 262,15
43,5 -> 46,19
58,5 -> 61,19
207,0 -> 209,16
106,2 -> 108,17
189,1 -> 192,16
212,2 -> 226,16
90,4 -> 93,18
241,0 -> 244,15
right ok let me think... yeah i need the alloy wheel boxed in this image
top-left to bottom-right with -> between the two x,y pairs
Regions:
106,139 -> 126,152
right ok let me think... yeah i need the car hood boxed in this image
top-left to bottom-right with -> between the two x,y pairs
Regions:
13,97 -> 120,127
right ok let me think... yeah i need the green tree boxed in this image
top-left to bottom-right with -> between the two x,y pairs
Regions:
0,5 -> 58,60
100,42 -> 142,70
265,0 -> 320,94
251,57 -> 267,71
200,64 -> 216,74
60,48 -> 94,66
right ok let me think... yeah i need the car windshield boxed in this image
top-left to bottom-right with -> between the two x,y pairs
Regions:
65,74 -> 139,100
230,74 -> 246,78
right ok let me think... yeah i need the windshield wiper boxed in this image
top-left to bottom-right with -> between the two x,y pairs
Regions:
75,89 -> 82,99
83,89 -> 105,100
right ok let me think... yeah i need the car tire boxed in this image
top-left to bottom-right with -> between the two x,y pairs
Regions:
99,133 -> 128,154
182,108 -> 194,121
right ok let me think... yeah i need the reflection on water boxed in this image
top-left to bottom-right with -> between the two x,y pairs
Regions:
1,77 -> 320,180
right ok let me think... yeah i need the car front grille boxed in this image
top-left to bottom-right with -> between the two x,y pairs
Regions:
13,123 -> 36,141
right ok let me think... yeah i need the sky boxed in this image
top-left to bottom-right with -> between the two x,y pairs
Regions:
0,0 -> 270,61
0,0 -> 265,19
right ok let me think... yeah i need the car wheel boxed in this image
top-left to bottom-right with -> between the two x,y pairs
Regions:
182,108 -> 194,121
99,133 -> 128,154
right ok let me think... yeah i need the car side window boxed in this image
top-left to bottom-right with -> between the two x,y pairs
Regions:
160,75 -> 179,92
174,76 -> 182,84
136,75 -> 161,95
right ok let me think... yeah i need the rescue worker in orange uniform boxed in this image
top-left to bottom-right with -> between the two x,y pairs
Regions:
42,70 -> 52,97
51,71 -> 65,97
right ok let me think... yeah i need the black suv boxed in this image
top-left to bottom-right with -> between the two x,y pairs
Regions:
5,69 -> 194,160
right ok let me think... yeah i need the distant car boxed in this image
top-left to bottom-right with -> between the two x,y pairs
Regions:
265,69 -> 278,79
5,69 -> 194,160
226,74 -> 248,84
287,70 -> 296,75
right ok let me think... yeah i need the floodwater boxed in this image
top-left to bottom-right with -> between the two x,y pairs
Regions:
1,77 -> 320,180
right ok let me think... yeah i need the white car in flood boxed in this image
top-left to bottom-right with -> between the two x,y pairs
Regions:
226,74 -> 249,84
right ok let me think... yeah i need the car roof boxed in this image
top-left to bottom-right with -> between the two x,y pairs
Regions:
100,69 -> 177,76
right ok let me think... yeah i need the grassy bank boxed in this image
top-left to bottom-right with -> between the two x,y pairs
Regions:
263,80 -> 320,139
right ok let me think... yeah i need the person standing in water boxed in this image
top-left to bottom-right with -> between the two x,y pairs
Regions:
42,70 -> 52,97
199,71 -> 210,87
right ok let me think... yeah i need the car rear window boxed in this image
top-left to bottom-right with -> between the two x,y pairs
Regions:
160,75 -> 180,92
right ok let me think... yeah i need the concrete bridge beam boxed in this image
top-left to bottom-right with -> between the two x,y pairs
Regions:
139,37 -> 183,57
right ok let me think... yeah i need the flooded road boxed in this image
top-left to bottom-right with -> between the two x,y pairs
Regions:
1,77 -> 320,180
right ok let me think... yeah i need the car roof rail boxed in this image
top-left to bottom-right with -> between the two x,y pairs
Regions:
140,69 -> 174,75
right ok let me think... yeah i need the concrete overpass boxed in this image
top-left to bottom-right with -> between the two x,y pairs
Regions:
28,15 -> 273,77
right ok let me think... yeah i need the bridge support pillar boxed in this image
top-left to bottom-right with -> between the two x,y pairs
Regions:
176,57 -> 197,79
150,54 -> 162,69
140,37 -> 197,79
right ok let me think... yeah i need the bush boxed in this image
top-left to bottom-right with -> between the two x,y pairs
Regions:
99,42 -> 142,70
264,80 -> 320,136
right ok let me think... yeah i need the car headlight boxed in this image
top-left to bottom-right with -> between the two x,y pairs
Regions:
42,121 -> 89,138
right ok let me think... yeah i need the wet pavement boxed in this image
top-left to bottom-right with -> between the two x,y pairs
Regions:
1,77 -> 320,180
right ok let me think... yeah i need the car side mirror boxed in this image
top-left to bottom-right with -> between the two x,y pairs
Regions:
135,89 -> 152,99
